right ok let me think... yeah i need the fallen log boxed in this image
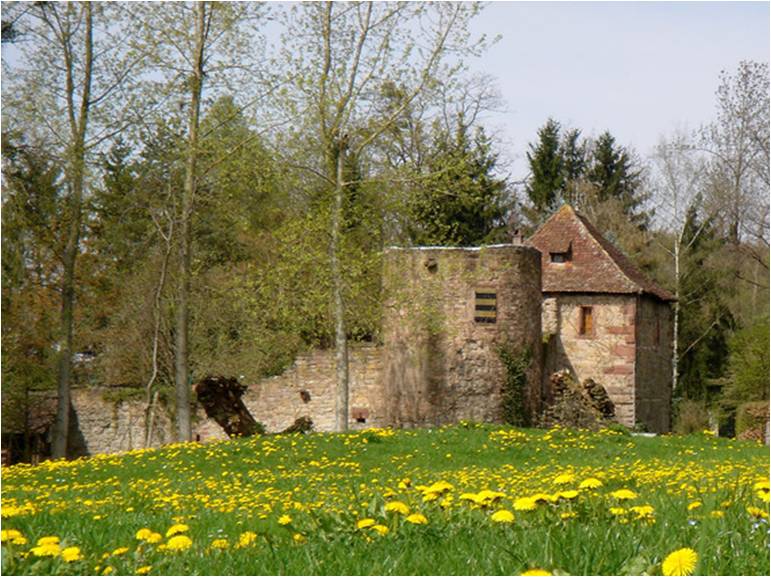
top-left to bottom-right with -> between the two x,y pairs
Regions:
194,376 -> 262,438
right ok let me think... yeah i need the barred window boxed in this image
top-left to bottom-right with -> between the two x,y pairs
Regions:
474,291 -> 497,324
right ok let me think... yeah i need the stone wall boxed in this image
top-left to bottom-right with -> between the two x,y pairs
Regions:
382,245 -> 543,427
634,296 -> 673,433
238,345 -> 385,433
543,293 -> 637,427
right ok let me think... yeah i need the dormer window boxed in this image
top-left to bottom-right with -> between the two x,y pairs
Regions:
550,242 -> 572,263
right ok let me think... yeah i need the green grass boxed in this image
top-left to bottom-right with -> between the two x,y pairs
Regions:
1,424 -> 769,575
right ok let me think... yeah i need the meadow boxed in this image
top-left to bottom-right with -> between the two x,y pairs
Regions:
1,424 -> 769,576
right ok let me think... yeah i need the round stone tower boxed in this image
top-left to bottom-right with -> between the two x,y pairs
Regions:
382,244 -> 543,428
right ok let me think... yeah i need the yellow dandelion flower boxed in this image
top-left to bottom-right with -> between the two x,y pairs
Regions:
146,533 -> 162,544
753,479 -> 769,492
136,528 -> 153,541
385,501 -> 410,515
405,513 -> 428,524
61,546 -> 83,562
579,477 -> 603,489
490,509 -> 515,523
757,491 -> 770,504
165,535 -> 192,552
102,566 -> 114,575
630,505 -> 655,520
662,548 -> 698,576
356,518 -> 376,529
422,492 -> 440,503
531,493 -> 552,503
238,531 -> 257,547
710,511 -> 724,519
165,524 -> 189,537
1,529 -> 23,543
560,511 -> 577,520
687,501 -> 702,511
513,497 -> 537,511
371,524 -> 389,536
747,506 -> 769,519
557,490 -> 578,500
609,506 -> 626,516
210,539 -> 229,550
521,569 -> 552,576
36,536 -> 60,546
278,514 -> 292,525
136,566 -> 152,575
30,543 -> 60,557
292,533 -> 307,543
111,547 -> 129,556
553,473 -> 574,485
610,489 -> 637,500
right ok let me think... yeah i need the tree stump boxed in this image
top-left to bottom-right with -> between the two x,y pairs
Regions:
194,376 -> 261,438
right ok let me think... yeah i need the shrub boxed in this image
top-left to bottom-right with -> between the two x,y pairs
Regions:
673,399 -> 709,435
735,401 -> 769,442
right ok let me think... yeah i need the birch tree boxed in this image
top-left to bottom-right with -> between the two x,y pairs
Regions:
278,1 -> 486,431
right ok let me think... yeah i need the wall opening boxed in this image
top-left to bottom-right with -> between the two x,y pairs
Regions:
474,291 -> 497,324
579,306 -> 593,335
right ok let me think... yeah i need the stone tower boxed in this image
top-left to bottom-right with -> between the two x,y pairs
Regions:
382,244 -> 543,427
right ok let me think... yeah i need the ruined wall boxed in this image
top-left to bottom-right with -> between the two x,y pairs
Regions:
634,296 -> 673,433
238,345 -> 384,433
382,245 -> 543,428
543,294 -> 637,427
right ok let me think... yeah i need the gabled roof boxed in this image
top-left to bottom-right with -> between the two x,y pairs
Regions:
528,204 -> 675,302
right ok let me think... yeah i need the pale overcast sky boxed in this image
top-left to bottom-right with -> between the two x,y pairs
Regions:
467,1 -> 770,179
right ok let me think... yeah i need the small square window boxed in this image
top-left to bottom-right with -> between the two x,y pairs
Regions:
550,243 -> 572,263
474,291 -> 496,324
579,306 -> 593,335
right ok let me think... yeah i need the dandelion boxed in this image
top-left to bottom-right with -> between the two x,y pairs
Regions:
513,497 -> 537,511
490,509 -> 515,523
661,548 -> 698,576
238,532 -> 257,547
61,546 -> 84,562
136,528 -> 153,541
293,533 -> 307,543
521,569 -> 551,576
710,510 -> 724,519
371,524 -> 389,536
609,507 -> 626,516
165,523 -> 189,537
102,566 -> 114,575
278,514 -> 292,525
165,535 -> 192,552
1,529 -> 26,545
136,566 -> 152,575
385,501 -> 410,515
36,536 -> 60,546
557,490 -> 578,500
560,511 -> 577,520
405,513 -> 428,524
30,543 -> 60,557
553,473 -> 574,485
356,518 -> 376,529
687,501 -> 701,511
579,477 -> 603,489
210,539 -> 229,550
111,547 -> 129,556
747,506 -> 769,520
145,532 -> 162,544
610,489 -> 637,500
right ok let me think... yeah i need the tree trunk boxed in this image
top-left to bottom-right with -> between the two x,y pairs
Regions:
174,2 -> 206,443
672,234 -> 680,393
332,140 -> 349,432
52,3 -> 93,459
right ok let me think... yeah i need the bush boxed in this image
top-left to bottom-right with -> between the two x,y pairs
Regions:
673,399 -> 709,435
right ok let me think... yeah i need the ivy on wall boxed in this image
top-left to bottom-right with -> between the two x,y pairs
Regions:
497,344 -> 532,427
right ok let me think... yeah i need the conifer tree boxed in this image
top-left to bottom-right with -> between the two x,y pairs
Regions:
525,118 -> 564,213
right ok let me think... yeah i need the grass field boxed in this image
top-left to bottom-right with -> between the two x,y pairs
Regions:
1,424 -> 769,576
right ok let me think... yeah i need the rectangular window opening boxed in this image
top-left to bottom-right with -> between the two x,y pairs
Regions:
475,291 -> 497,324
550,244 -> 572,263
579,306 -> 593,335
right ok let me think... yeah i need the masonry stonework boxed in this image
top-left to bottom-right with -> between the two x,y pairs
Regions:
542,294 -> 637,426
382,245 -> 543,427
634,296 -> 673,433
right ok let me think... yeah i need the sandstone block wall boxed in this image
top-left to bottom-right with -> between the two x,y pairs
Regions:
543,293 -> 637,427
382,245 -> 543,427
634,296 -> 673,433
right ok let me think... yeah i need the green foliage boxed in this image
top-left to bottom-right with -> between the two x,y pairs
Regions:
724,316 -> 770,402
525,118 -> 564,213
676,205 -> 735,400
673,399 -> 710,435
497,345 -> 532,427
408,122 -> 509,246
735,401 -> 769,438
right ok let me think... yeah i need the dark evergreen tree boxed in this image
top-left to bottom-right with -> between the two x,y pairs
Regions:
525,118 -> 563,213
676,204 -> 735,400
409,121 -> 508,246
559,128 -> 587,206
586,131 -> 648,227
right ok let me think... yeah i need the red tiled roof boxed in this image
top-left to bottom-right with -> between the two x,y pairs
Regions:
528,205 -> 675,302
